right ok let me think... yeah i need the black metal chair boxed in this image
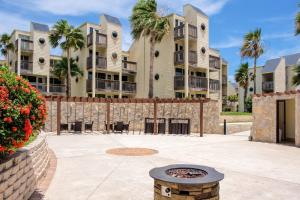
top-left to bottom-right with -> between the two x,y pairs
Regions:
71,121 -> 82,133
114,121 -> 124,133
60,123 -> 68,132
123,121 -> 130,132
85,121 -> 93,132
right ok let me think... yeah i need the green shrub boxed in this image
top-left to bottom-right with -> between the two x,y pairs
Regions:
0,66 -> 47,158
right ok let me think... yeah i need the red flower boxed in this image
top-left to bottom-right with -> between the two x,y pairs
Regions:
12,127 -> 18,132
23,119 -> 32,141
9,150 -> 15,155
0,145 -> 5,152
20,106 -> 31,115
30,115 -> 35,120
12,140 -> 24,148
3,117 -> 12,123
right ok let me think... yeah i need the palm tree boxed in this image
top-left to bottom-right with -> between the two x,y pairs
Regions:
0,33 -> 14,67
295,4 -> 300,35
241,28 -> 264,94
235,63 -> 249,112
49,20 -> 84,97
292,65 -> 300,86
130,0 -> 170,98
51,57 -> 83,95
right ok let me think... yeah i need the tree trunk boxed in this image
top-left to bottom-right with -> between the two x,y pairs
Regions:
253,57 -> 257,94
244,85 -> 248,112
148,40 -> 155,98
66,49 -> 71,97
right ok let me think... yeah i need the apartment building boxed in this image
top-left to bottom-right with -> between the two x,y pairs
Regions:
128,4 -> 228,101
238,53 -> 300,111
71,14 -> 137,98
7,22 -> 65,95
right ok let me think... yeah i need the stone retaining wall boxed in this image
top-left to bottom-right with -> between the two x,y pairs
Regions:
45,99 -> 221,134
220,115 -> 253,123
0,132 -> 50,200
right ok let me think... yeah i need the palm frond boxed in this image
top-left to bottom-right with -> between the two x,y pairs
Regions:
235,63 -> 249,89
292,64 -> 300,86
52,57 -> 83,79
295,12 -> 300,35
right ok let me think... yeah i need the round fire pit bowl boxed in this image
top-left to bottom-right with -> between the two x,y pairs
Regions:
149,164 -> 224,200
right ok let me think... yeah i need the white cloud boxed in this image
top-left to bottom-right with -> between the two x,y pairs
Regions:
5,0 -> 229,17
212,36 -> 242,49
0,11 -> 29,33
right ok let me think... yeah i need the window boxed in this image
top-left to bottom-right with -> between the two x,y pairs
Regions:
175,44 -> 178,51
196,72 -> 206,77
50,78 -> 62,84
114,75 -> 119,81
175,68 -> 184,76
113,95 -> 119,98
196,94 -> 206,98
97,73 -> 105,79
249,87 -> 254,92
88,72 -> 92,80
25,76 -> 36,83
122,75 -> 128,82
175,19 -> 179,27
107,74 -> 112,80
96,94 -> 105,98
175,92 -> 184,98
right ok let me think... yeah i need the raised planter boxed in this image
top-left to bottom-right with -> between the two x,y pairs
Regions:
0,131 -> 50,200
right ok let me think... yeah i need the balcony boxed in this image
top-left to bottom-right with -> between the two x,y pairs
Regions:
86,79 -> 119,92
262,81 -> 274,92
122,82 -> 136,93
87,32 -> 107,48
209,79 -> 220,91
86,56 -> 107,70
31,83 -> 47,93
50,84 -> 66,94
122,60 -> 137,73
174,76 -> 208,91
222,75 -> 227,85
15,60 -> 33,74
174,24 -> 197,40
209,56 -> 221,70
174,51 -> 197,66
15,39 -> 33,52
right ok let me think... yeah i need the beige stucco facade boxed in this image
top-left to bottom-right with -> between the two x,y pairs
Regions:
7,22 -> 65,96
128,4 -> 228,103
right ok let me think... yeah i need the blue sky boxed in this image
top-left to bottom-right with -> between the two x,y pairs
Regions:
0,0 -> 299,81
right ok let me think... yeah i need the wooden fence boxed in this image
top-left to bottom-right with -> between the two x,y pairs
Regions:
44,96 -> 220,136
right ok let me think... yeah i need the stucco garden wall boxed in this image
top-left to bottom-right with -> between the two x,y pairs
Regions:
251,92 -> 300,146
44,99 -> 221,134
0,132 -> 50,200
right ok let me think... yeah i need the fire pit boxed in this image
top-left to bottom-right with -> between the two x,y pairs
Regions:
149,164 -> 224,200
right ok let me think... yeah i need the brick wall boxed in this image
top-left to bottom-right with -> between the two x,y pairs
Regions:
0,132 -> 50,200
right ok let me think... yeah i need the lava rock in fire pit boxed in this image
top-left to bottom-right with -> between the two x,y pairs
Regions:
149,164 -> 224,200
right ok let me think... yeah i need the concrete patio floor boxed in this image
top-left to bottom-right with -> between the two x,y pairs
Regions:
45,131 -> 300,200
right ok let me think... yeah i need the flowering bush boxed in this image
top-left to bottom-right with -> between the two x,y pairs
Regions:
0,66 -> 47,157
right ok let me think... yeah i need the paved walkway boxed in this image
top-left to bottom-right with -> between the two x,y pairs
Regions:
45,132 -> 300,200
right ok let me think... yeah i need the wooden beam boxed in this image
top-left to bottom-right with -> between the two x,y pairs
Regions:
56,97 -> 61,135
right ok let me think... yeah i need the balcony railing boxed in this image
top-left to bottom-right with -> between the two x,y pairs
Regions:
209,56 -> 221,70
86,56 -> 107,70
15,39 -> 33,51
174,76 -> 208,91
222,75 -> 227,85
86,79 -> 119,92
122,60 -> 137,73
87,32 -> 107,47
262,81 -> 274,92
209,79 -> 220,91
50,84 -> 66,93
122,82 -> 136,93
174,24 -> 197,40
31,83 -> 47,93
15,60 -> 33,74
174,51 -> 197,65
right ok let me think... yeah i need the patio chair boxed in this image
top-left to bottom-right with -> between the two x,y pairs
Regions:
114,121 -> 124,133
60,123 -> 68,132
123,121 -> 130,132
71,121 -> 82,133
85,121 -> 93,132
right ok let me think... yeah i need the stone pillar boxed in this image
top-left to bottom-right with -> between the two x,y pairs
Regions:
47,74 -> 50,93
296,94 -> 300,147
184,23 -> 189,98
92,30 -> 96,97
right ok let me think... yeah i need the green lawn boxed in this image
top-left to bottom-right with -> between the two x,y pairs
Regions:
221,112 -> 252,116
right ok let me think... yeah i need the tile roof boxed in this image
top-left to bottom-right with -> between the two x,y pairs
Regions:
262,58 -> 281,73
103,14 -> 121,26
284,53 -> 300,66
31,22 -> 49,32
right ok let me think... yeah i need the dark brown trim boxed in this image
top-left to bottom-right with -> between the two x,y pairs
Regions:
200,102 -> 204,137
56,97 -> 61,135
